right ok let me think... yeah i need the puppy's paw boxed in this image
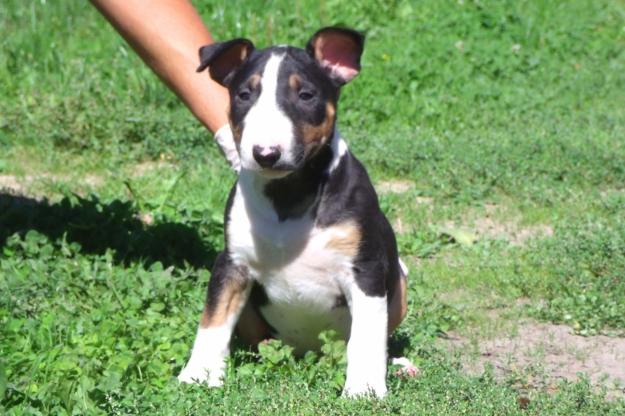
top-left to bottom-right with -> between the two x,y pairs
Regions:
342,377 -> 387,399
177,361 -> 225,387
391,356 -> 419,378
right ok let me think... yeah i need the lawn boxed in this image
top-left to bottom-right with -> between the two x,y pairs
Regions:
1,0 -> 625,414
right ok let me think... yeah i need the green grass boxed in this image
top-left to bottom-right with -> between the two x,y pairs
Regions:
2,0 -> 625,414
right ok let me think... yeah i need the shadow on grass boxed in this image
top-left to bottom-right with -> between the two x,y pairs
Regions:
389,331 -> 412,358
0,192 -> 218,268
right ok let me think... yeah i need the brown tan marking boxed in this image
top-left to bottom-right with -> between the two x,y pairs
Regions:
289,73 -> 301,90
249,73 -> 261,89
302,102 -> 336,146
326,220 -> 408,333
325,220 -> 361,257
236,301 -> 271,345
388,275 -> 407,334
199,277 -> 248,328
291,72 -> 335,146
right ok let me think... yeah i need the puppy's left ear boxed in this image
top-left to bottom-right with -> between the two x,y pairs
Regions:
306,27 -> 364,85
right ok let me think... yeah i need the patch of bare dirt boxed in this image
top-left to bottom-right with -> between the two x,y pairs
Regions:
444,321 -> 625,399
132,161 -> 175,177
472,217 -> 553,245
415,196 -> 433,205
82,174 -> 104,187
0,173 -> 103,197
600,188 -> 625,198
0,174 -> 28,194
394,217 -> 406,234
443,203 -> 553,246
376,179 -> 414,194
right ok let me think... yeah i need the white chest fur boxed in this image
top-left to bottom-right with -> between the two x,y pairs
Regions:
227,172 -> 354,352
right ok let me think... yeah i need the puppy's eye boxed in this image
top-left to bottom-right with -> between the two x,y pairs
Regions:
238,90 -> 251,101
298,91 -> 315,101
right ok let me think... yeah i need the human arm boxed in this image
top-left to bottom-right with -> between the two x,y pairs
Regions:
91,0 -> 229,133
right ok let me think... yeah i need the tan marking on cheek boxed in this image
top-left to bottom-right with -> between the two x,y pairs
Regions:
325,220 -> 361,258
302,102 -> 336,146
200,278 -> 247,328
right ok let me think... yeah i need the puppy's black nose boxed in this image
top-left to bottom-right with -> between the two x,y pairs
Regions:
252,145 -> 281,168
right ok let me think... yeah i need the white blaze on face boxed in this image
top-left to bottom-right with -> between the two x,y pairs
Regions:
239,54 -> 296,171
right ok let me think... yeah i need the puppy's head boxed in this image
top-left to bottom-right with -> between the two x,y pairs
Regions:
198,27 -> 364,178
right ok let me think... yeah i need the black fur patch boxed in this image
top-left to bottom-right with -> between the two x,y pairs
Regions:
263,143 -> 333,221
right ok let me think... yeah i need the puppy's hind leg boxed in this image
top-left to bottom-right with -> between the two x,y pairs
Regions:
236,296 -> 271,346
178,252 -> 250,386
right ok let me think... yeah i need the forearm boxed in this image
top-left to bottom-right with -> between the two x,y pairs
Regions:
91,0 -> 229,133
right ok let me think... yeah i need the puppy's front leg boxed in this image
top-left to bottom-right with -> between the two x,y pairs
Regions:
343,282 -> 388,398
178,252 -> 250,386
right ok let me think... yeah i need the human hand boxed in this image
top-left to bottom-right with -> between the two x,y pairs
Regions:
214,124 -> 241,172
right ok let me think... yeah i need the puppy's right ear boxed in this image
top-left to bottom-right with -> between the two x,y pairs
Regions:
197,39 -> 254,87
306,27 -> 364,86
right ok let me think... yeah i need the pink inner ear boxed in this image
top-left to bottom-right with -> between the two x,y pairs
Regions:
315,34 -> 360,83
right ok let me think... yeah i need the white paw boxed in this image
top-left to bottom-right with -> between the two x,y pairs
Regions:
177,361 -> 225,387
391,356 -> 419,378
342,377 -> 387,399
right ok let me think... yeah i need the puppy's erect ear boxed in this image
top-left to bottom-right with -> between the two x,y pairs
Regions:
197,39 -> 255,87
306,27 -> 364,85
